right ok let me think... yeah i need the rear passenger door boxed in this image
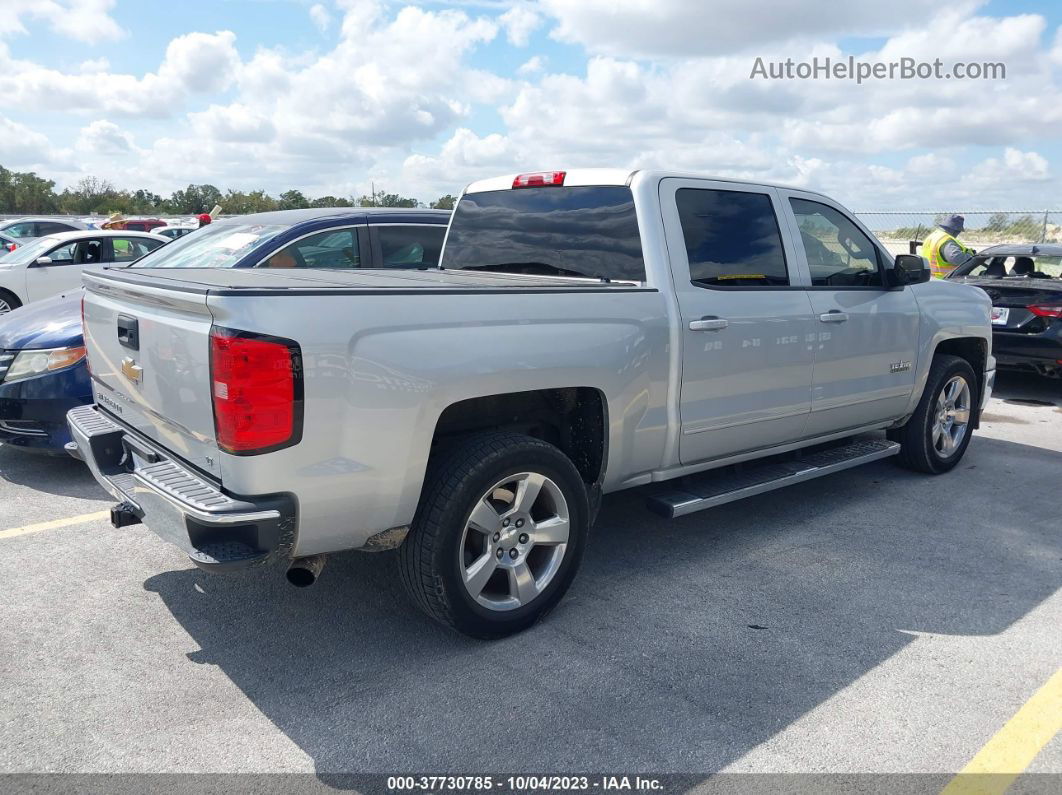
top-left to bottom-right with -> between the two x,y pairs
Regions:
369,224 -> 446,268
779,192 -> 919,434
661,179 -> 817,464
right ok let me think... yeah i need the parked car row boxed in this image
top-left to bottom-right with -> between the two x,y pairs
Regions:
0,208 -> 449,453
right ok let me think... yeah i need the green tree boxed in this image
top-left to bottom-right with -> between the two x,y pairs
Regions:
430,194 -> 456,210
170,184 -> 223,214
278,189 -> 310,210
355,189 -> 419,208
310,195 -> 353,208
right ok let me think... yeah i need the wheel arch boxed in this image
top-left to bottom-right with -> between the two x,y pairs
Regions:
431,387 -> 609,492
931,337 -> 988,427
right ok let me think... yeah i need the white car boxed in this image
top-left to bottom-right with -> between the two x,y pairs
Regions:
0,217 -> 90,240
152,225 -> 197,241
0,230 -> 167,314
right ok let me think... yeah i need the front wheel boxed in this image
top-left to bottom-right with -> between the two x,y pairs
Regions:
399,432 -> 589,638
0,290 -> 21,315
888,354 -> 978,473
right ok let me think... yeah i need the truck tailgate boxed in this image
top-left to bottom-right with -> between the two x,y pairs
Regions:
82,271 -> 222,478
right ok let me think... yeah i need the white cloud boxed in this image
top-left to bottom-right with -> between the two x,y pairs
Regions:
517,55 -> 546,76
188,104 -> 276,143
1,0 -> 125,43
76,120 -> 136,155
309,3 -> 332,33
0,31 -> 241,117
158,31 -> 241,94
540,0 -> 959,56
0,116 -> 59,166
499,6 -> 541,47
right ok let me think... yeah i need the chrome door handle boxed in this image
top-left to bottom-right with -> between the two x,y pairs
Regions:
689,317 -> 728,331
819,311 -> 849,323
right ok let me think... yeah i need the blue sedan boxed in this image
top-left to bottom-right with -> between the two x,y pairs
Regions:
0,292 -> 89,453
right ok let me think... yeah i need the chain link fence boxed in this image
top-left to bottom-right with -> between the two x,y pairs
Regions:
855,210 -> 1062,256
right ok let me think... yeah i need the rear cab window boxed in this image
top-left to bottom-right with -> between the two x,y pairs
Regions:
442,186 -> 646,282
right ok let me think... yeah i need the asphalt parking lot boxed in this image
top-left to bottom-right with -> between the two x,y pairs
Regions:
0,372 -> 1059,786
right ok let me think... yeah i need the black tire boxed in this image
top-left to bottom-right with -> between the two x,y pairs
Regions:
888,354 -> 978,474
0,289 -> 21,315
399,432 -> 589,639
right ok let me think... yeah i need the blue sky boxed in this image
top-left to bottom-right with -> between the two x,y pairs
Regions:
1,0 -> 1060,209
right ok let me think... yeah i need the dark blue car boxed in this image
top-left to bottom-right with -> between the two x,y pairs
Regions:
0,292 -> 90,453
0,208 -> 450,454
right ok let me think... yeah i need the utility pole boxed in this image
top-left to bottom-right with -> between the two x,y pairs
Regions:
1042,209 -> 1049,243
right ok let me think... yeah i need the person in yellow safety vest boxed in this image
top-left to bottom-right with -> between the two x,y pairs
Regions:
922,214 -> 975,279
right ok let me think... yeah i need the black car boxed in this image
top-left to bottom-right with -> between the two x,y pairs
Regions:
947,244 -> 1062,378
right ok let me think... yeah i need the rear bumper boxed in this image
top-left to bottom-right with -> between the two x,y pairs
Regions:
992,328 -> 1062,376
66,404 -> 297,571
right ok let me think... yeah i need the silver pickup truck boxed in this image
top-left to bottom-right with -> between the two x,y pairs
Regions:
68,169 -> 994,638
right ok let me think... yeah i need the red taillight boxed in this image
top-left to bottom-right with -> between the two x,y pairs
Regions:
512,171 -> 566,188
210,328 -> 302,455
5,243 -> 14,252
1028,304 -> 1062,319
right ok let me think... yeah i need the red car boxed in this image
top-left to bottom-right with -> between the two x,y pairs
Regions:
117,219 -> 167,232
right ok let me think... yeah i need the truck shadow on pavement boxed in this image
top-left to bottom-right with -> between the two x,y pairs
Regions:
0,443 -> 110,500
142,434 -> 1061,780
992,370 -> 1062,407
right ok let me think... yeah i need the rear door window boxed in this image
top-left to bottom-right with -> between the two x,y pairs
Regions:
259,227 -> 361,268
443,186 -> 646,282
373,224 -> 445,267
676,188 -> 789,287
110,237 -> 165,263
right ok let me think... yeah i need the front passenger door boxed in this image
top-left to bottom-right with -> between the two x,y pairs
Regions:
781,194 -> 919,435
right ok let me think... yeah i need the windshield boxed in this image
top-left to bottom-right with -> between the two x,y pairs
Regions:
442,186 -> 646,282
954,255 -> 1062,280
0,235 -> 63,265
129,223 -> 287,268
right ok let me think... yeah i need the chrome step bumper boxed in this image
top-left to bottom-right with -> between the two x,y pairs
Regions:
647,437 -> 901,519
66,404 -> 296,571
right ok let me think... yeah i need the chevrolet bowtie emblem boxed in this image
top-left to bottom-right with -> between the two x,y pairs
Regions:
121,356 -> 143,384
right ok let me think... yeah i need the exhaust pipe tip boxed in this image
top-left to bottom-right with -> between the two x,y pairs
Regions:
286,554 -> 326,588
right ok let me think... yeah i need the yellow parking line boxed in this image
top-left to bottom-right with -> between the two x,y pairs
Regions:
941,666 -> 1062,795
0,511 -> 110,540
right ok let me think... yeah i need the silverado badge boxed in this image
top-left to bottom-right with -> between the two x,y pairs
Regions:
889,361 -> 912,373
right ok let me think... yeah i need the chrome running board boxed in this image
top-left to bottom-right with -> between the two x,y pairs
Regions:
646,437 -> 900,519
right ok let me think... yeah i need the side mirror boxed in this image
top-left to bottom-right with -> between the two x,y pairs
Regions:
34,256 -> 53,266
887,254 -> 930,287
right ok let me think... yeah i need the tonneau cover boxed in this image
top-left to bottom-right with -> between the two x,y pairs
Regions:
88,267 -> 649,293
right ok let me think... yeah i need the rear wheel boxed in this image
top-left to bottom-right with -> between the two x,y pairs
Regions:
399,432 -> 589,639
0,290 -> 21,315
888,354 -> 977,473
